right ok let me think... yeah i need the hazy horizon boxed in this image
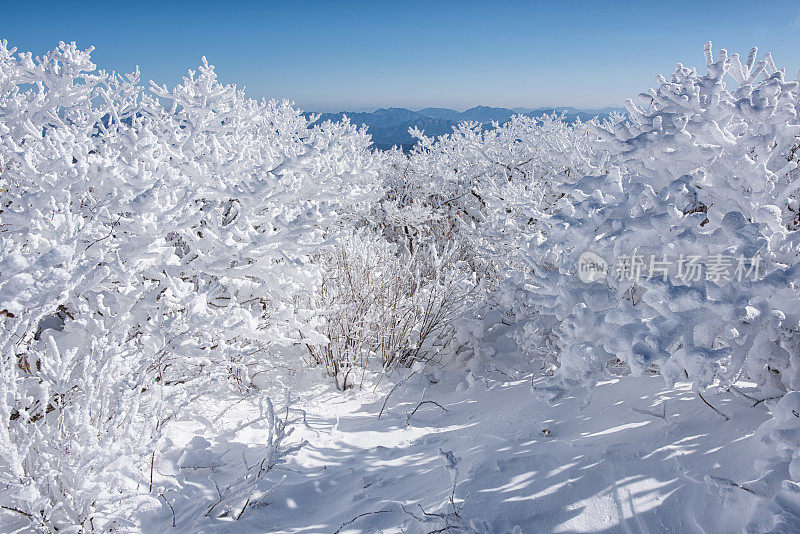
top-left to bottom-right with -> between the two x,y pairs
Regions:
305,103 -> 625,113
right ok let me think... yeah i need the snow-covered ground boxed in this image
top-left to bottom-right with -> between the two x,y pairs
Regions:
146,359 -> 772,533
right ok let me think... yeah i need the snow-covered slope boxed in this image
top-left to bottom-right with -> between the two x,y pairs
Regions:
144,363 -> 773,533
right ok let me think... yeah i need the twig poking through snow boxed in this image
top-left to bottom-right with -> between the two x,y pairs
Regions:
402,449 -> 465,532
333,509 -> 394,534
728,385 -> 759,403
698,393 -> 730,421
205,478 -> 224,517
378,370 -> 417,419
632,402 -> 667,422
752,396 -> 783,408
149,451 -> 156,493
159,494 -> 176,528
728,385 -> 782,408
0,505 -> 35,520
704,475 -> 760,496
406,400 -> 448,425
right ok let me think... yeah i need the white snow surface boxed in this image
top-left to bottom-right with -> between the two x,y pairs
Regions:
145,363 -> 771,533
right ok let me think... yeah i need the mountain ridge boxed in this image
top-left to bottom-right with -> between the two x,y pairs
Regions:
307,105 -> 623,151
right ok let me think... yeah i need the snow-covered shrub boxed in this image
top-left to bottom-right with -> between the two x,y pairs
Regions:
0,40 -> 382,530
303,232 -> 474,389
380,114 -> 602,273
0,41 -> 167,530
521,42 -> 800,396
140,56 -> 383,388
371,114 -> 606,374
0,322 -> 162,530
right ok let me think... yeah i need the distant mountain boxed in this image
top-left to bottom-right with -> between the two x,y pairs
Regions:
417,107 -> 463,121
307,105 -> 623,151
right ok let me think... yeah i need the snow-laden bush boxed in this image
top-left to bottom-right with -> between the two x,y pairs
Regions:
374,111 -> 610,373
320,116 -> 600,383
380,115 -> 602,272
303,232 -> 474,389
0,40 -> 382,531
520,42 -> 800,396
0,319 -> 162,530
0,41 -> 168,530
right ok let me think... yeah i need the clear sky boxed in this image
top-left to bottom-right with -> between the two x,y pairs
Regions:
2,1 -> 799,111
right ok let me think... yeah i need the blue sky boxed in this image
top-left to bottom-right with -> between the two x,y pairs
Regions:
2,1 -> 799,111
